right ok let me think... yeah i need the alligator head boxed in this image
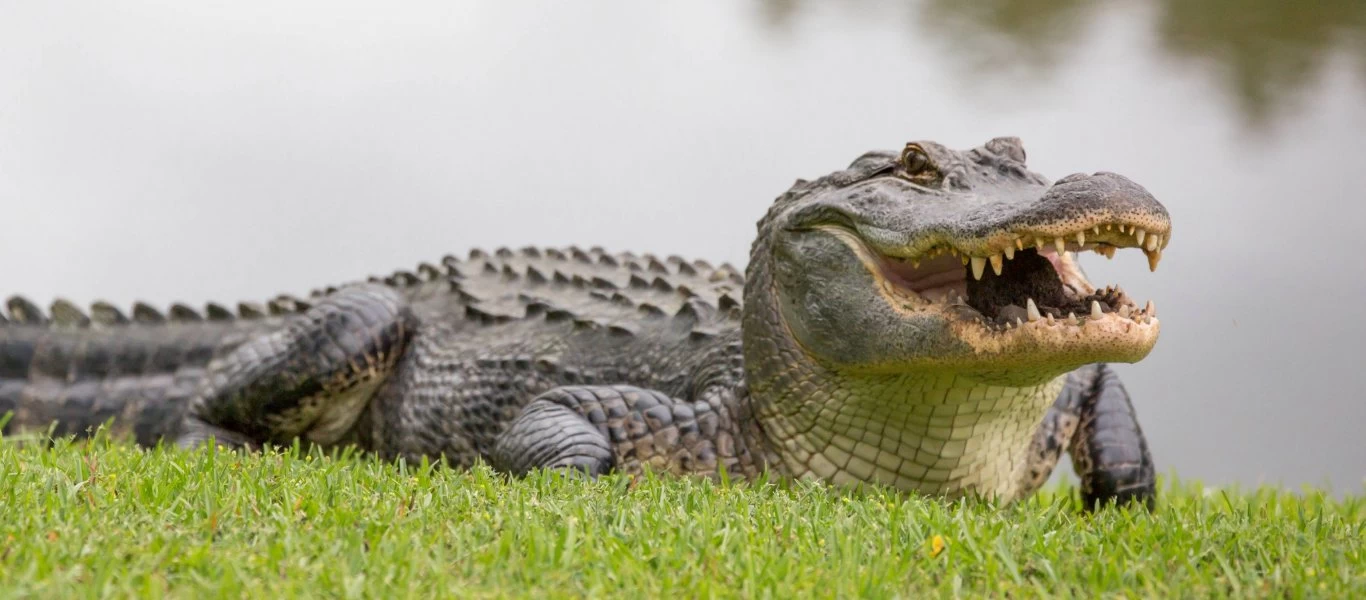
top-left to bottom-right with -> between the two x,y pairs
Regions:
746,137 -> 1170,387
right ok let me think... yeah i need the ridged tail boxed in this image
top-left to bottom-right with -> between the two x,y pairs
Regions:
1,296 -> 284,445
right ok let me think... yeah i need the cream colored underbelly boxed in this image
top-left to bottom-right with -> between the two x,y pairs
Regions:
758,373 -> 1065,501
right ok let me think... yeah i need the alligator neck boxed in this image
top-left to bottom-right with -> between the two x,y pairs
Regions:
740,252 -> 1063,501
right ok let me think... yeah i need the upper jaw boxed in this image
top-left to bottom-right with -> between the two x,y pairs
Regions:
850,171 -> 1171,271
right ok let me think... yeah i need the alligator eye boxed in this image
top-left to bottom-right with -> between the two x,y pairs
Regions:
900,144 -> 936,180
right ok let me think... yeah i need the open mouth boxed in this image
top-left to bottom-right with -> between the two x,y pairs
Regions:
863,224 -> 1168,332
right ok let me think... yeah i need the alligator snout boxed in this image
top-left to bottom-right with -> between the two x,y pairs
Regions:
1040,172 -> 1168,224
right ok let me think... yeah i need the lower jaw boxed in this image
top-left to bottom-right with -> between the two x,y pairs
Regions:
943,308 -> 1159,376
866,285 -> 1161,376
836,308 -> 1160,386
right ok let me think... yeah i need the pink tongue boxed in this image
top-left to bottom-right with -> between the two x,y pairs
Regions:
1039,248 -> 1067,274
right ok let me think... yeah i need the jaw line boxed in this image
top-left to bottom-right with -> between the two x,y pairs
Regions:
809,224 -> 1162,366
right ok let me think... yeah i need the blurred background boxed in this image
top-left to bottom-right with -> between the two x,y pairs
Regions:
2,1 -> 1363,492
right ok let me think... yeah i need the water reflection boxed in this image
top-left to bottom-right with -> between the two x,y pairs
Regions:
759,0 -> 1366,127
1155,0 -> 1366,125
916,0 -> 1099,74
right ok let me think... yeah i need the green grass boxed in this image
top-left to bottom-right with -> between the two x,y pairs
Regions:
0,435 -> 1361,599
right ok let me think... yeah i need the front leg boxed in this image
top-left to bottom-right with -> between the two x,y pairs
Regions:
177,284 -> 412,450
1020,363 -> 1156,509
491,385 -> 726,478
1069,364 -> 1156,508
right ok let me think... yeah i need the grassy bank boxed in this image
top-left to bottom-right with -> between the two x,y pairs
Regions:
1,436 -> 1361,598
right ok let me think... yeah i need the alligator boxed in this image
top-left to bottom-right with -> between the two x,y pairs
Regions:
0,138 -> 1171,507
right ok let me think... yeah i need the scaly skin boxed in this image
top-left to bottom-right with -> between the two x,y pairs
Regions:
0,137 -> 1169,507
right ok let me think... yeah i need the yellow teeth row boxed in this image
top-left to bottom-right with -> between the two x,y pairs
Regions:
990,298 -> 1158,331
912,223 -> 1170,278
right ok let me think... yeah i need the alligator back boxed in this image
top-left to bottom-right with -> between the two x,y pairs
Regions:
0,298 -> 286,444
0,247 -> 750,448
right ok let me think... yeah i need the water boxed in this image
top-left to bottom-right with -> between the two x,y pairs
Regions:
2,1 -> 1363,492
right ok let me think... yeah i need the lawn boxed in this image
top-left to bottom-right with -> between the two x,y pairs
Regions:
1,434 -> 1361,598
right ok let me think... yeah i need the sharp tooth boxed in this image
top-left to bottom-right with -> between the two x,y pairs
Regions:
1067,311 -> 1077,324
1075,231 -> 1085,246
1090,300 -> 1104,319
1015,317 -> 1024,327
961,255 -> 969,266
1003,245 -> 1015,260
1045,313 -> 1055,325
1106,223 -> 1113,231
1152,234 -> 1163,249
1054,237 -> 1066,254
1016,238 -> 1024,251
989,254 -> 1004,276
1134,228 -> 1146,246
1147,249 -> 1162,272
1119,305 -> 1131,318
1035,238 -> 1045,252
1145,235 -> 1159,251
1092,225 -> 1100,235
1026,298 -> 1040,322
970,256 -> 986,280
1145,300 -> 1156,317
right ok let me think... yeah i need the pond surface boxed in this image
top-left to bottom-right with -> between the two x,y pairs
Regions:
3,1 -> 1364,491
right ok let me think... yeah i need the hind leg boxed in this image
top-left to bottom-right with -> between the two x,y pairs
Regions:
176,285 -> 412,450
